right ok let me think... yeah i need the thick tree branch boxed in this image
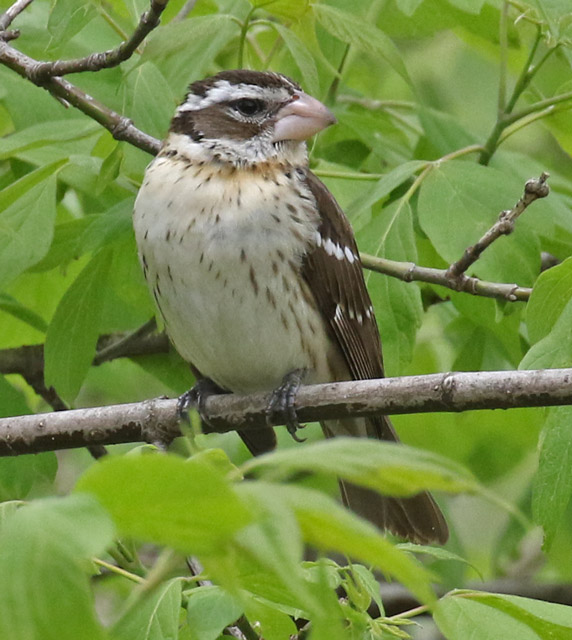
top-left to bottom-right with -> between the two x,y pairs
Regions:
446,173 -> 550,279
1,367 -> 572,456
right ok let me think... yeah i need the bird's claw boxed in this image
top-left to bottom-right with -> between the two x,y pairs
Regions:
177,378 -> 225,431
266,368 -> 307,442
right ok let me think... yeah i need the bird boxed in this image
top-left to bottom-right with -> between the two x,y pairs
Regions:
133,69 -> 448,545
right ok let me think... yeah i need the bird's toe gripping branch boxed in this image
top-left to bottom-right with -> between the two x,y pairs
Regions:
177,378 -> 226,430
266,368 -> 308,442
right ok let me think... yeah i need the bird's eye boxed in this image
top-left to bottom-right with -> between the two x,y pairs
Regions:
229,98 -> 266,117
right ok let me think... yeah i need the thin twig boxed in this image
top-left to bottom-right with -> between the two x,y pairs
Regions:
2,367 -> 572,455
27,0 -> 169,81
361,254 -> 531,302
0,0 -> 34,31
446,173 -> 549,280
0,11 -> 161,154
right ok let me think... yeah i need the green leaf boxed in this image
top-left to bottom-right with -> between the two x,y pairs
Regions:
0,292 -> 47,332
142,15 -> 240,63
0,454 -> 58,502
0,375 -> 30,417
29,217 -> 92,272
254,482 -> 436,605
0,163 -> 66,287
96,142 -> 124,194
532,406 -> 572,550
418,161 -> 541,286
526,257 -> 572,344
0,120 -> 99,160
111,578 -> 183,640
47,0 -> 98,46
251,0 -> 310,20
242,437 -> 477,496
0,494 -> 113,640
44,248 -> 112,402
271,24 -> 319,95
435,590 -> 572,640
520,297 -> 572,370
346,160 -> 426,228
186,586 -> 243,640
312,4 -> 411,85
358,200 -> 423,374
397,542 -> 483,578
75,453 -> 254,554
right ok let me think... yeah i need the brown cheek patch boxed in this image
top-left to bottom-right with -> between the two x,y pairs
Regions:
193,106 -> 263,141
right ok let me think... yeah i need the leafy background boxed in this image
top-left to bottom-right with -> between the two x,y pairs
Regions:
2,0 -> 572,638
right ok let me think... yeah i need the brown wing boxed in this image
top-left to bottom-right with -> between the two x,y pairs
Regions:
301,170 -> 449,545
301,170 -> 393,441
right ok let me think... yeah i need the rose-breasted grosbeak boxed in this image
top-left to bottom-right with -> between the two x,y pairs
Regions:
133,70 -> 448,544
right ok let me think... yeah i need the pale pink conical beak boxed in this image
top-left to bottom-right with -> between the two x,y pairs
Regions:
272,91 -> 336,142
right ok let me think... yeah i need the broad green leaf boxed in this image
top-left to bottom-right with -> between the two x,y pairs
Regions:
395,0 -> 426,16
0,120 -> 99,160
233,482 -> 318,613
358,200 -> 423,374
272,23 -> 319,95
44,248 -> 112,402
242,437 -> 477,496
96,142 -> 124,194
418,106 -> 477,157
111,578 -> 182,640
0,454 -> 58,502
519,297 -> 572,370
141,15 -> 240,63
0,501 -> 24,530
435,590 -> 572,640
257,482 -> 436,605
526,257 -> 572,344
251,0 -> 310,20
242,597 -> 298,640
47,0 -> 97,46
418,161 -> 541,286
532,406 -> 572,549
346,160 -> 426,227
0,494 -> 113,640
0,164 -> 65,287
0,375 -> 30,417
312,4 -> 411,85
79,199 -> 134,254
75,453 -> 253,554
186,586 -> 243,640
29,218 -> 93,272
397,542 -> 482,577
127,63 -> 176,140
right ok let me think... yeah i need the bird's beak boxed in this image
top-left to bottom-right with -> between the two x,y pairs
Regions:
272,91 -> 337,142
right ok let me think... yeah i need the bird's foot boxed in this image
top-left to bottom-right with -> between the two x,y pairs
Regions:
177,378 -> 226,431
266,368 -> 307,442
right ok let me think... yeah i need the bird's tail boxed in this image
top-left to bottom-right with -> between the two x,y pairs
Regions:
322,416 -> 449,545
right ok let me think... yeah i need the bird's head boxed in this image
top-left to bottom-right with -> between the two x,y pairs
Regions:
168,69 -> 336,166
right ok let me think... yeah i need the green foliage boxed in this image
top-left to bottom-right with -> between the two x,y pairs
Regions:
2,0 -> 572,638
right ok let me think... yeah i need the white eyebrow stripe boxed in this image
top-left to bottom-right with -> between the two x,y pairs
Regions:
178,81 -> 292,113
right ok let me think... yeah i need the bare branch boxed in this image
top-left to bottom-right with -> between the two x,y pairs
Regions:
2,367 -> 572,456
0,0 -> 34,32
0,1 -> 162,154
446,173 -> 550,279
361,253 -> 531,302
27,0 -> 169,80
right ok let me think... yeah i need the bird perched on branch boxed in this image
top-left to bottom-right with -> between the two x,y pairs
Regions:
133,69 -> 448,544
